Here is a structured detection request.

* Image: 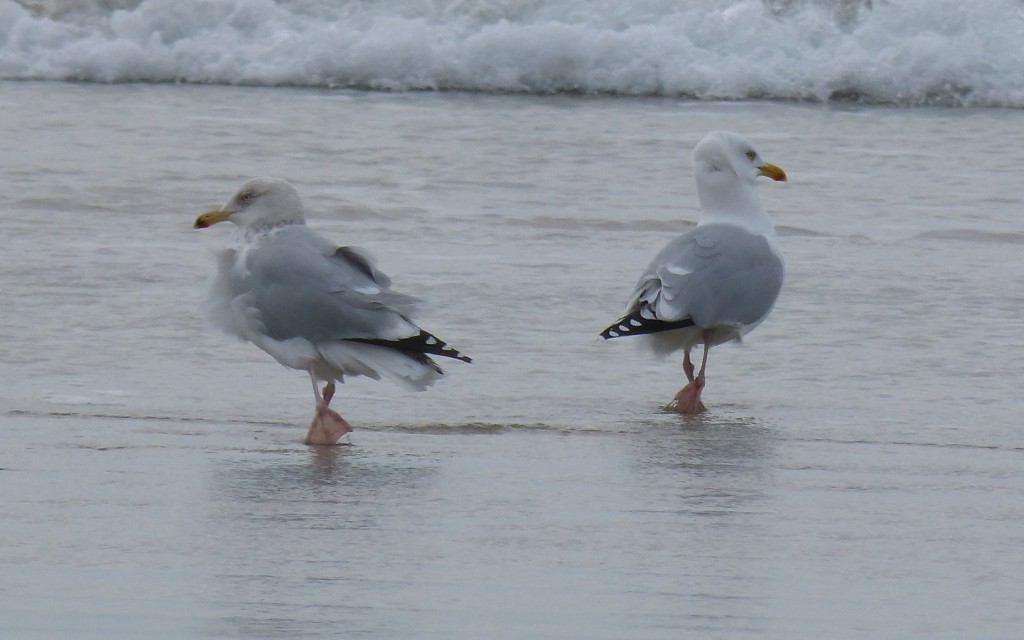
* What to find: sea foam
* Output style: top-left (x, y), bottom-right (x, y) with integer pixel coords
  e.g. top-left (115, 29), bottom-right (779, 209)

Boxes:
top-left (2, 0), bottom-right (1023, 107)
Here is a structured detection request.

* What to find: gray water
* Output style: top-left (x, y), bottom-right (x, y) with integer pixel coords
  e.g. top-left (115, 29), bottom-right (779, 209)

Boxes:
top-left (2, 82), bottom-right (1023, 638)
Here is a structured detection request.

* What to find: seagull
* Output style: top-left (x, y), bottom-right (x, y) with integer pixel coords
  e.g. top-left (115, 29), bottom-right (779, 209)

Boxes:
top-left (600, 131), bottom-right (786, 414)
top-left (194, 177), bottom-right (470, 445)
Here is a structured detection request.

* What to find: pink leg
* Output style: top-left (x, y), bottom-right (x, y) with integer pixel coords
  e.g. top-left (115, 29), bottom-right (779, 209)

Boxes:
top-left (304, 367), bottom-right (352, 446)
top-left (683, 348), bottom-right (696, 383)
top-left (670, 332), bottom-right (712, 415)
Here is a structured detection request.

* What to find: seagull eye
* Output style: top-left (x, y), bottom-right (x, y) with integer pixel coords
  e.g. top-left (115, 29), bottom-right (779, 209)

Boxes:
top-left (745, 149), bottom-right (756, 161)
top-left (238, 192), bottom-right (254, 206)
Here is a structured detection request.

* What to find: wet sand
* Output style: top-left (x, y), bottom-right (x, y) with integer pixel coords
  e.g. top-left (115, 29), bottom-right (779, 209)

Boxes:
top-left (2, 82), bottom-right (1024, 638)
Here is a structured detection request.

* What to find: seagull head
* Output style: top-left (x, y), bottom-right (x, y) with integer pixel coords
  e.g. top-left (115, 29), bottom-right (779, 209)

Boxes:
top-left (692, 130), bottom-right (786, 186)
top-left (194, 177), bottom-right (307, 232)
top-left (690, 131), bottom-right (786, 221)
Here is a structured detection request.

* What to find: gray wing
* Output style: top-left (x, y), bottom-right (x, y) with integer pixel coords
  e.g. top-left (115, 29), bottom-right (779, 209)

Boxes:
top-left (237, 225), bottom-right (423, 343)
top-left (603, 223), bottom-right (783, 338)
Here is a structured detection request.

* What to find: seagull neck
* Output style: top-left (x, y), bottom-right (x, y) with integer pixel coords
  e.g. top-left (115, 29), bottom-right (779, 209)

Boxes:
top-left (696, 183), bottom-right (775, 236)
top-left (242, 220), bottom-right (304, 240)
top-left (696, 208), bottom-right (777, 239)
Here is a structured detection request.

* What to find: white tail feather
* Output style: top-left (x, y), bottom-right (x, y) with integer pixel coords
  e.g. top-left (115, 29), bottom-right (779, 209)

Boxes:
top-left (318, 341), bottom-right (443, 391)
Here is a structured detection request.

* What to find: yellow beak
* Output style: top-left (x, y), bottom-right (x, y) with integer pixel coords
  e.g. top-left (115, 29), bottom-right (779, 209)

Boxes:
top-left (194, 208), bottom-right (231, 229)
top-left (758, 162), bottom-right (787, 182)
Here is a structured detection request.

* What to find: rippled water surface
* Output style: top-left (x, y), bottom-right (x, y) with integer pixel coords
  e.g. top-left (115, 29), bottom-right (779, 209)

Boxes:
top-left (2, 82), bottom-right (1023, 638)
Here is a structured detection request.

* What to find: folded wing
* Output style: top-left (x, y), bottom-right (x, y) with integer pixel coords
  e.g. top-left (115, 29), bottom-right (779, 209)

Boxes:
top-left (601, 224), bottom-right (783, 339)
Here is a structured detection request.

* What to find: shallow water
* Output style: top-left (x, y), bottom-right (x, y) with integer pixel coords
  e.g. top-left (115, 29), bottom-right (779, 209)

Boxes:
top-left (2, 82), bottom-right (1024, 638)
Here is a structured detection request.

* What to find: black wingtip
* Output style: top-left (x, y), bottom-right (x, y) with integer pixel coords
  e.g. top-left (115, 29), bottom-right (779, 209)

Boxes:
top-left (422, 331), bottom-right (472, 363)
top-left (600, 307), bottom-right (695, 339)
top-left (349, 330), bottom-right (472, 363)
